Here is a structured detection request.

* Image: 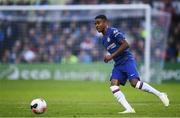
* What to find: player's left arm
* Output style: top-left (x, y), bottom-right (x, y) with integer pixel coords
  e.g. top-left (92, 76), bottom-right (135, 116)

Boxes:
top-left (104, 39), bottom-right (129, 62)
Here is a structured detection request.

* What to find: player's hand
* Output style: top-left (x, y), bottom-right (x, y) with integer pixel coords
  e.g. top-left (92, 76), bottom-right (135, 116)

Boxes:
top-left (104, 55), bottom-right (113, 63)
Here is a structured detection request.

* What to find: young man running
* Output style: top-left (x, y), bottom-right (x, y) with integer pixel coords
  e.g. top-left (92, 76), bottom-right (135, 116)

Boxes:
top-left (94, 14), bottom-right (169, 114)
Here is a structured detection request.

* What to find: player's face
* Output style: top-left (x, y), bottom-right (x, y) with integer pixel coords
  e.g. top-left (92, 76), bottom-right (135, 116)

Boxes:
top-left (95, 19), bottom-right (107, 33)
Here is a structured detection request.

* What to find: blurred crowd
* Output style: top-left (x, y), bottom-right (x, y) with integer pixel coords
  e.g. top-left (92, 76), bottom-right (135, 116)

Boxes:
top-left (0, 0), bottom-right (49, 5)
top-left (0, 0), bottom-right (179, 64)
top-left (0, 15), bottom-right (104, 64)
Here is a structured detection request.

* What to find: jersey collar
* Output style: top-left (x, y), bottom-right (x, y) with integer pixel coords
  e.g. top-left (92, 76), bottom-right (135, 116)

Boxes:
top-left (104, 27), bottom-right (111, 36)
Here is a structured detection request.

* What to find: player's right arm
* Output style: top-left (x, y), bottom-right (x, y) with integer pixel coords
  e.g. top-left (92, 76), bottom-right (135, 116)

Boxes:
top-left (104, 28), bottom-right (130, 63)
top-left (104, 39), bottom-right (129, 63)
top-left (111, 39), bottom-right (129, 57)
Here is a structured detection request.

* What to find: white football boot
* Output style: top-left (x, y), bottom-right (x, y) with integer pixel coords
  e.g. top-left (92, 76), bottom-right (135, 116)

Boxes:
top-left (118, 108), bottom-right (136, 114)
top-left (159, 92), bottom-right (169, 107)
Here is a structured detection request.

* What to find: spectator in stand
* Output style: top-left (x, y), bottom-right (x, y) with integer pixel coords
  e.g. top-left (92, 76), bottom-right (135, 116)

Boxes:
top-left (160, 0), bottom-right (180, 63)
top-left (177, 43), bottom-right (180, 62)
top-left (16, 0), bottom-right (31, 5)
top-left (62, 51), bottom-right (78, 64)
top-left (1, 49), bottom-right (11, 63)
top-left (33, 0), bottom-right (50, 5)
top-left (78, 50), bottom-right (92, 63)
top-left (0, 0), bottom-right (14, 5)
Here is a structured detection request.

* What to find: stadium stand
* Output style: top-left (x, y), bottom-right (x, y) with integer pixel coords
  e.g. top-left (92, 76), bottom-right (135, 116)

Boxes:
top-left (0, 0), bottom-right (179, 63)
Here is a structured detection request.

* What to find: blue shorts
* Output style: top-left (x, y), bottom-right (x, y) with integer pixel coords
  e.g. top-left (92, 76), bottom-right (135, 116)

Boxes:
top-left (110, 59), bottom-right (140, 86)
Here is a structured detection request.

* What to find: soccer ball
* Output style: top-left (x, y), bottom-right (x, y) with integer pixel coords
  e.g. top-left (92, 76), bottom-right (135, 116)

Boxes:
top-left (30, 98), bottom-right (47, 114)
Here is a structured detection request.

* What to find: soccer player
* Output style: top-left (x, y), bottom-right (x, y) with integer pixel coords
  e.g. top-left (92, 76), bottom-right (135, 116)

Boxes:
top-left (94, 15), bottom-right (169, 114)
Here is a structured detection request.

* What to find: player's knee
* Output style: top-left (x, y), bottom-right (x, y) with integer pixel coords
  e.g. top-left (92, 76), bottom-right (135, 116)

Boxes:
top-left (110, 85), bottom-right (120, 94)
top-left (110, 79), bottom-right (119, 86)
top-left (130, 82), bottom-right (136, 88)
top-left (130, 78), bottom-right (139, 88)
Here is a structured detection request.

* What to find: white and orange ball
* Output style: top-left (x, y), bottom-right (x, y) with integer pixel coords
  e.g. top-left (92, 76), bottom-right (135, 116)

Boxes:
top-left (30, 98), bottom-right (47, 114)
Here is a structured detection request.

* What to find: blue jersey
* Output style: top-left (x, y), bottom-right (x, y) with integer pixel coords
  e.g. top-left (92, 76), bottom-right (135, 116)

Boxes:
top-left (102, 27), bottom-right (134, 65)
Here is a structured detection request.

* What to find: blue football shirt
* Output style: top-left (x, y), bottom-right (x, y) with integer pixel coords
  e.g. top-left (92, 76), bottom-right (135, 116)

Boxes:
top-left (102, 27), bottom-right (134, 65)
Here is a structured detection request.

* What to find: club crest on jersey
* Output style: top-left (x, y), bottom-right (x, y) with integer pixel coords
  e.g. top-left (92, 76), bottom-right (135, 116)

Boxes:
top-left (113, 29), bottom-right (118, 34)
top-left (107, 37), bottom-right (110, 42)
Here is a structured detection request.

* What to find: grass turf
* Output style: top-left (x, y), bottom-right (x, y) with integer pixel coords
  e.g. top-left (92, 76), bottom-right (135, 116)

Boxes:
top-left (0, 80), bottom-right (180, 117)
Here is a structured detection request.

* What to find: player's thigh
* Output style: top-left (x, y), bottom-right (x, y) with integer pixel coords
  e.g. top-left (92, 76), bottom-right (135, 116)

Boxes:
top-left (123, 60), bottom-right (140, 82)
top-left (110, 66), bottom-right (127, 86)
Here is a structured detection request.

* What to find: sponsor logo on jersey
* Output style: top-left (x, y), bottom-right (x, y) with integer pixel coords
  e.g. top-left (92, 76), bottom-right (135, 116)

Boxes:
top-left (107, 43), bottom-right (116, 50)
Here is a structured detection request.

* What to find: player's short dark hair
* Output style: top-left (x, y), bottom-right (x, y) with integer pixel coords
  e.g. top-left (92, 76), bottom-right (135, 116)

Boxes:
top-left (95, 15), bottom-right (108, 21)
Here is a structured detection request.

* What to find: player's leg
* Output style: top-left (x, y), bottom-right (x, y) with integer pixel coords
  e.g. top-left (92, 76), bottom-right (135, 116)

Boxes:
top-left (129, 78), bottom-right (161, 96)
top-left (129, 78), bottom-right (169, 106)
top-left (125, 60), bottom-right (169, 106)
top-left (110, 67), bottom-right (135, 113)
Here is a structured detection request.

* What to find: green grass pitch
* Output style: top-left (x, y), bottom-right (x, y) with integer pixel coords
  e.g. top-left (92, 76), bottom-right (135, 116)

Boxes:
top-left (0, 80), bottom-right (180, 117)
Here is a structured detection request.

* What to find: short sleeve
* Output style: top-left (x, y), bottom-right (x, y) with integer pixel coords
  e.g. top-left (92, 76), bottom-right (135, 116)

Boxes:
top-left (111, 29), bottom-right (125, 43)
